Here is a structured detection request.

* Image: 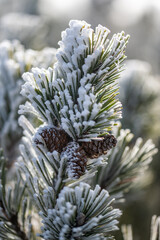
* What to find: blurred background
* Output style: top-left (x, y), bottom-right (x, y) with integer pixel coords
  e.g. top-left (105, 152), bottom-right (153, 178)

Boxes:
top-left (0, 0), bottom-right (160, 239)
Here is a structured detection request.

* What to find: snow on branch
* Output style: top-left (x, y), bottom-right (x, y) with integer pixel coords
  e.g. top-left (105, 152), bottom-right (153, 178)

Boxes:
top-left (20, 20), bottom-right (129, 140)
top-left (39, 183), bottom-right (121, 240)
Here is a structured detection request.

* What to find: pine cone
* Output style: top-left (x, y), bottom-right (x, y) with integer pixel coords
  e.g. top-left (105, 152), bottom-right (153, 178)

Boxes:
top-left (79, 134), bottom-right (117, 158)
top-left (33, 125), bottom-right (71, 153)
top-left (61, 142), bottom-right (87, 179)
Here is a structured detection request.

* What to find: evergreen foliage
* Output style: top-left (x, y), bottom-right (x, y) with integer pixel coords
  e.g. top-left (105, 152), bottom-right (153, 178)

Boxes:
top-left (92, 123), bottom-right (158, 200)
top-left (0, 149), bottom-right (33, 240)
top-left (20, 20), bottom-right (129, 139)
top-left (119, 60), bottom-right (160, 138)
top-left (0, 20), bottom-right (158, 240)
top-left (0, 40), bottom-right (56, 160)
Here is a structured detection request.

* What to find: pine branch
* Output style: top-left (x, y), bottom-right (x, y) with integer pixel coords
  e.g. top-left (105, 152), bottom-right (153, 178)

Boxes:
top-left (91, 123), bottom-right (158, 200)
top-left (1, 18), bottom-right (157, 240)
top-left (0, 199), bottom-right (28, 240)
top-left (39, 183), bottom-right (121, 240)
top-left (0, 40), bottom-right (56, 160)
top-left (18, 20), bottom-right (130, 184)
top-left (16, 20), bottom-right (130, 239)
top-left (119, 60), bottom-right (160, 138)
top-left (20, 20), bottom-right (129, 140)
top-left (18, 135), bottom-right (121, 239)
top-left (0, 149), bottom-right (34, 240)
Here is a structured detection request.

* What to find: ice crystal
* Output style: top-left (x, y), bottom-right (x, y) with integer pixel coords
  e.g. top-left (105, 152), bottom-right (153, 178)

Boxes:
top-left (39, 183), bottom-right (121, 240)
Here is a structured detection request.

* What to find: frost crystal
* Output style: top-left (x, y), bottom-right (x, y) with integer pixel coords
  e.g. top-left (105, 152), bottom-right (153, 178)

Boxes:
top-left (40, 183), bottom-right (121, 240)
top-left (61, 142), bottom-right (87, 179)
top-left (0, 40), bottom-right (56, 158)
top-left (21, 20), bottom-right (129, 140)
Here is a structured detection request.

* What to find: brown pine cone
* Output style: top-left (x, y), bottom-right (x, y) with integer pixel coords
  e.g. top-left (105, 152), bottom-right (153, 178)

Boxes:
top-left (61, 142), bottom-right (87, 179)
top-left (33, 125), bottom-right (71, 153)
top-left (79, 134), bottom-right (117, 158)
